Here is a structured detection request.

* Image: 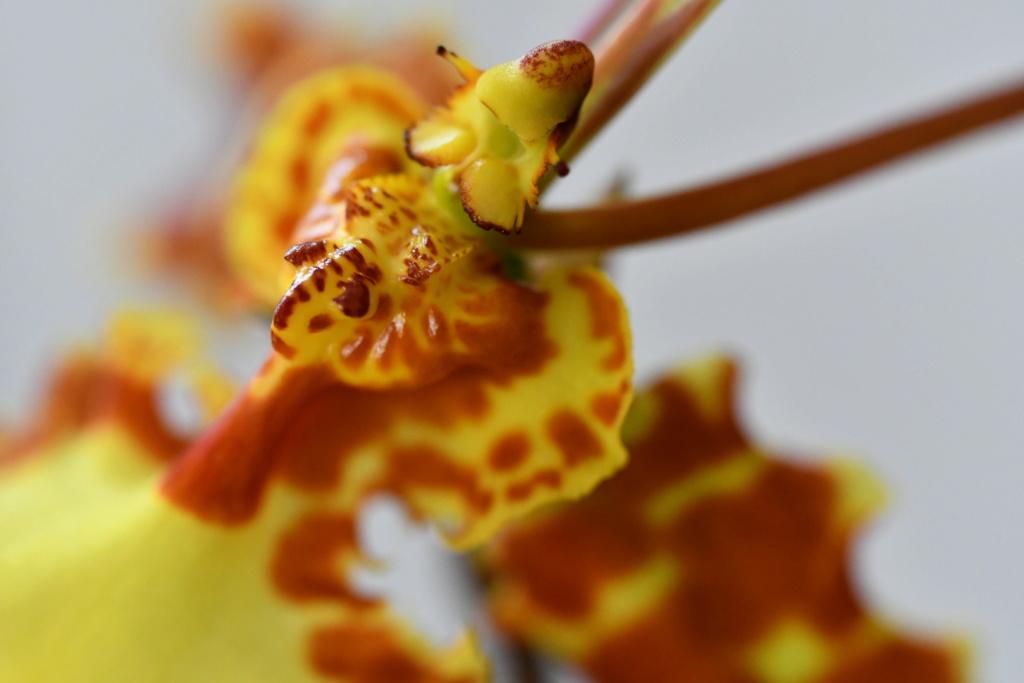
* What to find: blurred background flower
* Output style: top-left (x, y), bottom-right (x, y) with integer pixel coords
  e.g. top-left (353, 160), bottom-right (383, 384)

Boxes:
top-left (1, 0), bottom-right (1022, 680)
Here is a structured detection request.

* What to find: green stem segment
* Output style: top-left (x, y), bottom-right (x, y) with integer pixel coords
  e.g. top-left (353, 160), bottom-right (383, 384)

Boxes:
top-left (517, 74), bottom-right (1024, 250)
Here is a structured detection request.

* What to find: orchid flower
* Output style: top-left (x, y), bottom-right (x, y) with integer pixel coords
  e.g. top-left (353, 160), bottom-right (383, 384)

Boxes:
top-left (1, 1), bottom-right (1022, 682)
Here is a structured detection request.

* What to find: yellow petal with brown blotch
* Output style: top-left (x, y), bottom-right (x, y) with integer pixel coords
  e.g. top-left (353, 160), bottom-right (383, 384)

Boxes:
top-left (164, 264), bottom-right (633, 549)
top-left (484, 355), bottom-right (967, 683)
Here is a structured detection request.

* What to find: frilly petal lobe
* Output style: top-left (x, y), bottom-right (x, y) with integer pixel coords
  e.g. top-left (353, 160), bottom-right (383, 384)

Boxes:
top-left (163, 266), bottom-right (633, 549)
top-left (484, 356), bottom-right (966, 682)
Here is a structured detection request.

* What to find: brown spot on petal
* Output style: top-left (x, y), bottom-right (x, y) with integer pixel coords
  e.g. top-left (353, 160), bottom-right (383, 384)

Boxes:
top-left (591, 391), bottom-right (625, 427)
top-left (339, 328), bottom-right (374, 369)
top-left (272, 293), bottom-right (297, 330)
top-left (569, 271), bottom-right (628, 371)
top-left (284, 240), bottom-right (329, 267)
top-left (1, 358), bottom-right (194, 470)
top-left (667, 464), bottom-right (840, 647)
top-left (387, 445), bottom-right (493, 514)
top-left (506, 469), bottom-right (562, 502)
top-left (303, 100), bottom-right (332, 137)
top-left (274, 209), bottom-right (302, 242)
top-left (489, 432), bottom-right (530, 472)
top-left (270, 331), bottom-right (297, 359)
top-left (271, 513), bottom-right (373, 607)
top-left (339, 243), bottom-right (368, 269)
top-left (311, 624), bottom-right (477, 682)
top-left (290, 158), bottom-right (311, 189)
top-left (822, 639), bottom-right (961, 683)
top-left (333, 279), bottom-right (371, 318)
top-left (547, 410), bottom-right (601, 467)
top-left (307, 314), bottom-right (334, 332)
top-left (311, 268), bottom-right (326, 292)
top-left (320, 145), bottom-right (404, 201)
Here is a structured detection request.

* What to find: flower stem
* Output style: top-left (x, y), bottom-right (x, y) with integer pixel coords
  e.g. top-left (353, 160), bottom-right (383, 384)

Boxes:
top-left (562, 0), bottom-right (724, 163)
top-left (517, 74), bottom-right (1024, 250)
top-left (509, 638), bottom-right (545, 683)
top-left (573, 0), bottom-right (632, 45)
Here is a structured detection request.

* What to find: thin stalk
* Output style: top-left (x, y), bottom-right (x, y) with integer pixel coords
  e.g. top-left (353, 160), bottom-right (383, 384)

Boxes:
top-left (562, 0), bottom-right (724, 163)
top-left (463, 556), bottom-right (547, 683)
top-left (515, 74), bottom-right (1024, 250)
top-left (573, 0), bottom-right (633, 45)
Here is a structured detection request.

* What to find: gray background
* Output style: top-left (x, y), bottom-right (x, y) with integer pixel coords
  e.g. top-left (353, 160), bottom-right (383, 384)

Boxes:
top-left (1, 1), bottom-right (1022, 680)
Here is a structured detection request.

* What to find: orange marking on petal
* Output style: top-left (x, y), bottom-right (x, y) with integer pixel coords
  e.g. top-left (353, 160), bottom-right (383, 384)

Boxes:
top-left (488, 432), bottom-right (531, 472)
top-left (493, 506), bottom-right (654, 620)
top-left (666, 464), bottom-right (845, 645)
top-left (547, 410), bottom-right (602, 467)
top-left (505, 469), bottom-right (562, 503)
top-left (339, 328), bottom-right (375, 368)
top-left (590, 391), bottom-right (625, 427)
top-left (160, 396), bottom-right (284, 524)
top-left (289, 157), bottom-right (311, 189)
top-left (568, 270), bottom-right (629, 371)
top-left (271, 512), bottom-right (374, 608)
top-left (822, 638), bottom-right (962, 683)
top-left (387, 445), bottom-right (494, 514)
top-left (277, 370), bottom-right (492, 492)
top-left (303, 100), bottom-right (332, 137)
top-left (284, 239), bottom-right (330, 267)
top-left (308, 313), bottom-right (334, 332)
top-left (274, 210), bottom-right (303, 244)
top-left (310, 624), bottom-right (478, 682)
top-left (486, 357), bottom-right (959, 681)
top-left (270, 331), bottom-right (297, 359)
top-left (450, 282), bottom-right (556, 378)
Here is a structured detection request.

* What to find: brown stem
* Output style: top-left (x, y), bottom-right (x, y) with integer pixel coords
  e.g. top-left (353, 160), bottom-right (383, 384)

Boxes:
top-left (562, 0), bottom-right (723, 163)
top-left (510, 638), bottom-right (545, 683)
top-left (516, 74), bottom-right (1024, 250)
top-left (573, 0), bottom-right (633, 45)
top-left (464, 556), bottom-right (547, 683)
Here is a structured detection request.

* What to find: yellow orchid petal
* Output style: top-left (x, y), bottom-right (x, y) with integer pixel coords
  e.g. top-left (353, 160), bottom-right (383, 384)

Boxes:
top-left (484, 355), bottom-right (965, 682)
top-left (0, 430), bottom-right (487, 682)
top-left (0, 315), bottom-right (489, 682)
top-left (227, 66), bottom-right (429, 305)
top-left (163, 263), bottom-right (632, 549)
top-left (405, 42), bottom-right (593, 233)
